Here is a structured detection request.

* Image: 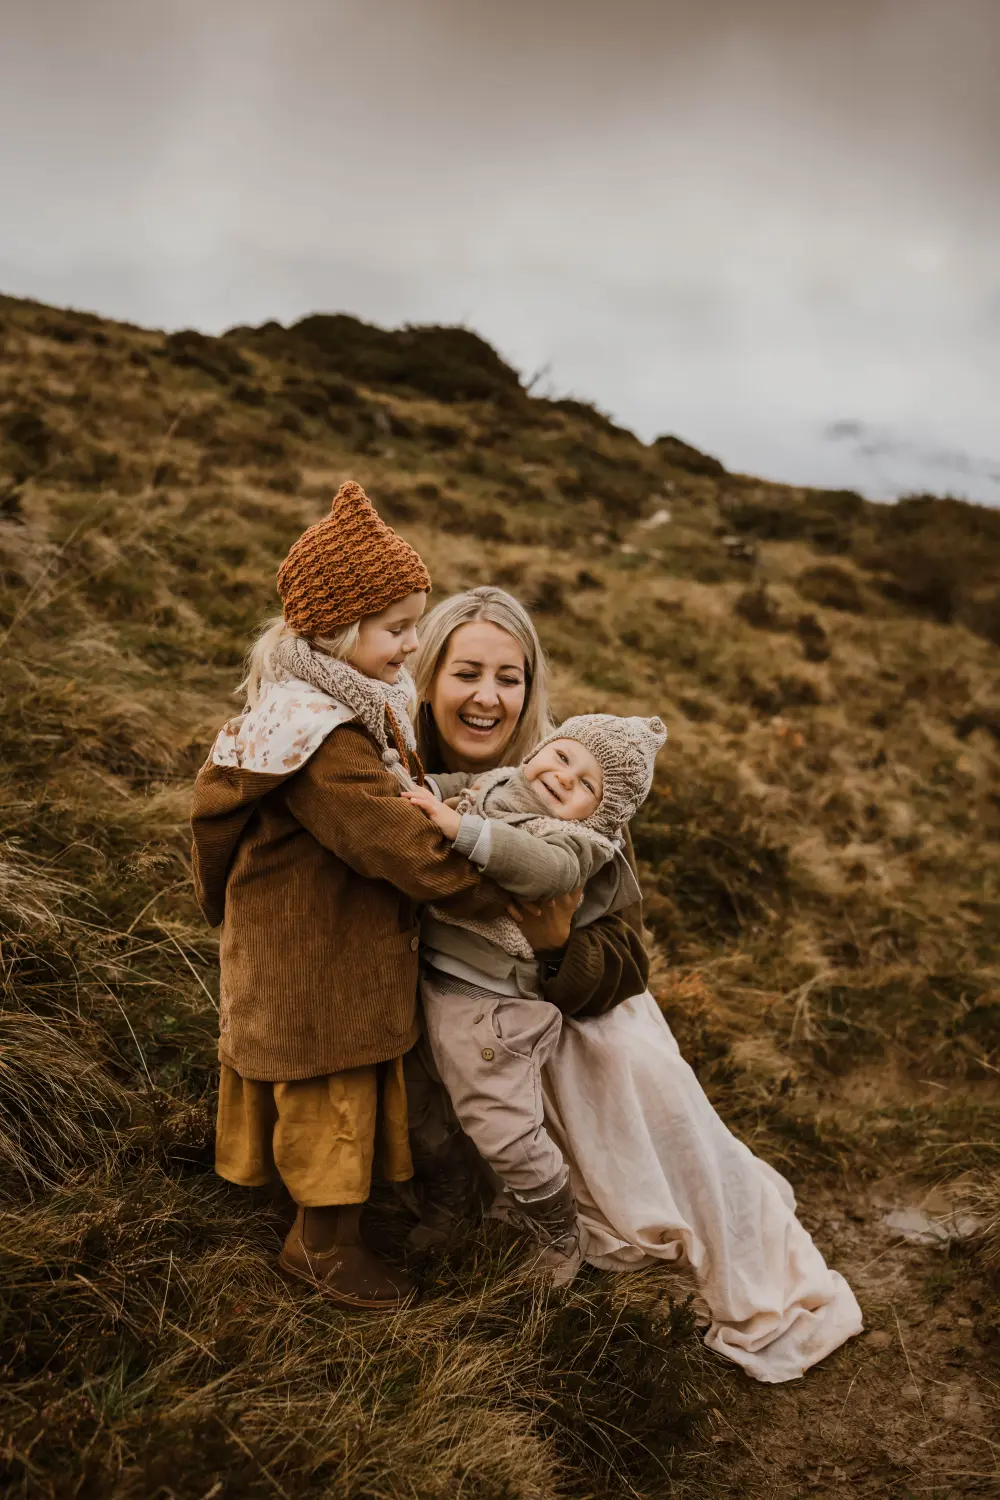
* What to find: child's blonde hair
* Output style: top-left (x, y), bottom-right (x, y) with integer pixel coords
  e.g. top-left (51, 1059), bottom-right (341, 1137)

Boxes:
top-left (411, 587), bottom-right (554, 768)
top-left (239, 615), bottom-right (361, 708)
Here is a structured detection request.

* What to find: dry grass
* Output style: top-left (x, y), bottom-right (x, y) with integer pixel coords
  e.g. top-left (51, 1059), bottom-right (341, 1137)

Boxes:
top-left (0, 291), bottom-right (998, 1496)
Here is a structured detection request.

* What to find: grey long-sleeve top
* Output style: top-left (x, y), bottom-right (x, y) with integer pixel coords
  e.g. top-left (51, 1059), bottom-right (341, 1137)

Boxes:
top-left (429, 768), bottom-right (614, 901)
top-left (421, 770), bottom-right (640, 996)
top-left (426, 772), bottom-right (649, 1017)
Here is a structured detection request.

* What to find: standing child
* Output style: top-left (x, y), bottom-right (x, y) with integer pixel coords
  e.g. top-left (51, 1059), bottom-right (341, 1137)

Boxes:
top-left (191, 481), bottom-right (505, 1310)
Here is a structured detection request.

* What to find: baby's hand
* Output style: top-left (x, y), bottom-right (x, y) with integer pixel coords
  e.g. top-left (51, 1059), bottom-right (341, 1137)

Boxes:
top-left (402, 785), bottom-right (462, 841)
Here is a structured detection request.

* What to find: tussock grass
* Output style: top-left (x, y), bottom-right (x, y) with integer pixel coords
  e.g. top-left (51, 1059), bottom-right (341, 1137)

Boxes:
top-left (1, 1185), bottom-right (708, 1497)
top-left (0, 291), bottom-right (998, 1495)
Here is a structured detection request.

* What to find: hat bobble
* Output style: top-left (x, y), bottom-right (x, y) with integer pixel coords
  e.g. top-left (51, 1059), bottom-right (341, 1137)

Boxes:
top-left (277, 480), bottom-right (431, 636)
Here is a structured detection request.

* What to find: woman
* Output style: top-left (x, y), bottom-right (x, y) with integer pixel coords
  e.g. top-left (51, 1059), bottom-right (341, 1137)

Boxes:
top-left (412, 586), bottom-right (649, 1013)
top-left (402, 588), bottom-right (649, 1226)
top-left (409, 586), bottom-right (863, 1384)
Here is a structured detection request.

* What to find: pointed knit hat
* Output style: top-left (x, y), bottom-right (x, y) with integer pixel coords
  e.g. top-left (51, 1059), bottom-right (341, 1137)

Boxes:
top-left (277, 480), bottom-right (431, 635)
top-left (527, 712), bottom-right (667, 838)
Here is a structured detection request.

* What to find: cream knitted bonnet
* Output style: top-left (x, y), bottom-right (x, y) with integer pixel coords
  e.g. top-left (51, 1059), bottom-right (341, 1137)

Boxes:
top-left (526, 712), bottom-right (667, 837)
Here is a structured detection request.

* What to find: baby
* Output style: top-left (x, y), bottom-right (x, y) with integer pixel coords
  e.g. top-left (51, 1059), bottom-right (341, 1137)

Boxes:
top-left (403, 712), bottom-right (666, 1284)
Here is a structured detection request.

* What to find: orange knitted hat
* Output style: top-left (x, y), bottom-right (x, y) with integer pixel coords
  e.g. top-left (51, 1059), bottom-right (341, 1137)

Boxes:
top-left (277, 481), bottom-right (431, 635)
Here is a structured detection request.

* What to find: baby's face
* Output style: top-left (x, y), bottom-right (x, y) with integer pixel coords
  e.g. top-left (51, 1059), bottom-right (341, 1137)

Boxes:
top-left (524, 738), bottom-right (604, 821)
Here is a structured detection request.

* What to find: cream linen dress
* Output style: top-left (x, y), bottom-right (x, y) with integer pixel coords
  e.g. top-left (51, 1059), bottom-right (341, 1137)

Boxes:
top-left (538, 989), bottom-right (863, 1383)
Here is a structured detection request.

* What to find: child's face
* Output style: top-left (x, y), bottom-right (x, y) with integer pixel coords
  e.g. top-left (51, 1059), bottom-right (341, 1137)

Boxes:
top-left (523, 738), bottom-right (604, 821)
top-left (350, 591), bottom-right (427, 684)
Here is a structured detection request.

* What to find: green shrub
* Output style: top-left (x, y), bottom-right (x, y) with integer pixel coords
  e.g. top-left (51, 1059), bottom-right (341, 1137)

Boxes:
top-left (163, 329), bottom-right (251, 382)
top-left (651, 433), bottom-right (726, 476)
top-left (633, 774), bottom-right (789, 951)
top-left (725, 488), bottom-right (865, 553)
top-left (283, 314), bottom-right (525, 404)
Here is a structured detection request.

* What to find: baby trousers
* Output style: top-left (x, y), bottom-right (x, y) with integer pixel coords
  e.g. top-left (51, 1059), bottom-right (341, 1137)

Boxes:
top-left (420, 970), bottom-right (567, 1198)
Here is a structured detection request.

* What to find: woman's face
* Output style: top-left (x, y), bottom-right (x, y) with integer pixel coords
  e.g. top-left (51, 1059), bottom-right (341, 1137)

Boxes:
top-left (429, 621), bottom-right (527, 771)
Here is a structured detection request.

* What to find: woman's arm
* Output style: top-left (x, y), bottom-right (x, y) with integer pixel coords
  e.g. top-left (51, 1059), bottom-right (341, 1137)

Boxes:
top-left (513, 825), bottom-right (649, 1018)
top-left (537, 909), bottom-right (648, 1018)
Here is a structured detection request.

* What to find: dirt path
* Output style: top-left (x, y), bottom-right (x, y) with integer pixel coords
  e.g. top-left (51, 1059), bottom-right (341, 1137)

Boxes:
top-left (679, 1175), bottom-right (999, 1499)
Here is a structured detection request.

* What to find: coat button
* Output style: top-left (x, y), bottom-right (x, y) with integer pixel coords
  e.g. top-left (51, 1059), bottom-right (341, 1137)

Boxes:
top-left (409, 935), bottom-right (420, 951)
top-left (481, 1047), bottom-right (495, 1061)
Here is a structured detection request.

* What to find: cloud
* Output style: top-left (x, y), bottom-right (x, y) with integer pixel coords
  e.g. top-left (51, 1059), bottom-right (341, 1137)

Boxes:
top-left (824, 420), bottom-right (1000, 497)
top-left (1, 0), bottom-right (998, 502)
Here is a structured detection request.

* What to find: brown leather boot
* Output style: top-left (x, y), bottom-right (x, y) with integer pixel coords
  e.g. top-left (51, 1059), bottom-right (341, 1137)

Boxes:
top-left (279, 1204), bottom-right (418, 1310)
top-left (512, 1178), bottom-right (583, 1290)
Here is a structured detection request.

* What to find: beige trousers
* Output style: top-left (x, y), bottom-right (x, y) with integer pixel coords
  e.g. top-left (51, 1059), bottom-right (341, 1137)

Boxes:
top-left (420, 972), bottom-right (566, 1197)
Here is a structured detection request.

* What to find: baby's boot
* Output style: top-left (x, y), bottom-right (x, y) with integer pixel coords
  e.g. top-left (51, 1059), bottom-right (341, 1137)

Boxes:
top-left (512, 1175), bottom-right (583, 1290)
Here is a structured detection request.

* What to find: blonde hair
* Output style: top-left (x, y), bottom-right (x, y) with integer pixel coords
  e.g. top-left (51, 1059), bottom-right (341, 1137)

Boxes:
top-left (411, 586), bottom-right (554, 768)
top-left (239, 614), bottom-right (361, 708)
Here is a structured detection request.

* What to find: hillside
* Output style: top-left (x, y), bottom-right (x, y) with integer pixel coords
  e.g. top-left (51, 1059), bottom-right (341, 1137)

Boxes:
top-left (0, 291), bottom-right (998, 1499)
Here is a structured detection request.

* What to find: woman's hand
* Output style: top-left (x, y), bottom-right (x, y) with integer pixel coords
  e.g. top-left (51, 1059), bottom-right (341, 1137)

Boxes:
top-left (507, 888), bottom-right (582, 954)
top-left (402, 785), bottom-right (462, 840)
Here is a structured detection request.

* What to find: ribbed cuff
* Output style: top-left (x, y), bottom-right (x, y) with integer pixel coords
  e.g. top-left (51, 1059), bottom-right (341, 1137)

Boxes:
top-left (539, 936), bottom-right (596, 1016)
top-left (453, 813), bottom-right (486, 859)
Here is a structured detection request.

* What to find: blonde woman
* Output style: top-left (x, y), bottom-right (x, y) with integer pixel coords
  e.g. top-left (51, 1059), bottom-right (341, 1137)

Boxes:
top-left (402, 586), bottom-right (650, 1251)
top-left (407, 586), bottom-right (863, 1383)
top-left (412, 585), bottom-right (554, 772)
top-left (412, 585), bottom-right (649, 1010)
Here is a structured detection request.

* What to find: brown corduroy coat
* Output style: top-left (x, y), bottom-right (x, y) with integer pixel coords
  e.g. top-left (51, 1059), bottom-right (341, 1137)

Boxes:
top-left (191, 722), bottom-right (506, 1082)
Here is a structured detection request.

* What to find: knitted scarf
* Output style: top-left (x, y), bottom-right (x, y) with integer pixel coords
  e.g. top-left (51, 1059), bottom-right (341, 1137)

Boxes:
top-left (272, 635), bottom-right (419, 778)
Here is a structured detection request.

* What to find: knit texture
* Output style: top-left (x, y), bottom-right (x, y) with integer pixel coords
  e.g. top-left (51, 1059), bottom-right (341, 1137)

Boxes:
top-left (527, 714), bottom-right (667, 838)
top-left (427, 774), bottom-right (649, 1018)
top-left (277, 480), bottom-right (431, 635)
top-left (426, 768), bottom-right (622, 963)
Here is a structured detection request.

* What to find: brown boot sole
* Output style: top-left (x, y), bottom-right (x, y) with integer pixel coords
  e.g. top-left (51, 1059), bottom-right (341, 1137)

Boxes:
top-left (278, 1252), bottom-right (419, 1311)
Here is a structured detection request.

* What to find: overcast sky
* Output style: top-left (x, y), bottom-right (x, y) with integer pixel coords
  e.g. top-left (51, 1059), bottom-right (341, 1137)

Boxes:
top-left (2, 0), bottom-right (998, 503)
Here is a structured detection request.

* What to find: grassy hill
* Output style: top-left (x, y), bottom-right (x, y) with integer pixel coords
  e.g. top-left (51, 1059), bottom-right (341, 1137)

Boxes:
top-left (0, 291), bottom-right (997, 1498)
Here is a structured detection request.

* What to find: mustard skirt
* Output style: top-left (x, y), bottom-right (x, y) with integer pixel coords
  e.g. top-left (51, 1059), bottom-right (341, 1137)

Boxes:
top-left (215, 1058), bottom-right (413, 1207)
